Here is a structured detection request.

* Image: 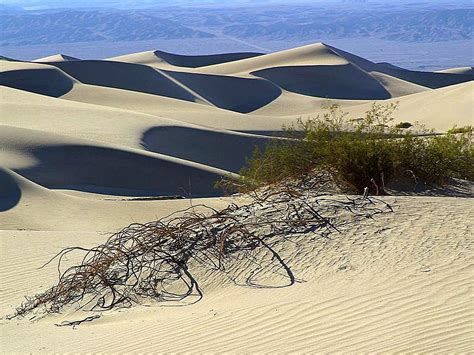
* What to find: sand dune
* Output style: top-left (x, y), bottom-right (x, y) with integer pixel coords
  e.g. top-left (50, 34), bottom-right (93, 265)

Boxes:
top-left (143, 126), bottom-right (273, 172)
top-left (349, 81), bottom-right (474, 132)
top-left (1, 86), bottom-right (279, 172)
top-left (0, 167), bottom-right (232, 231)
top-left (0, 61), bottom-right (77, 97)
top-left (252, 63), bottom-right (391, 100)
top-left (0, 125), bottom-right (231, 197)
top-left (196, 43), bottom-right (349, 75)
top-left (47, 60), bottom-right (282, 113)
top-left (376, 66), bottom-right (474, 89)
top-left (327, 44), bottom-right (473, 89)
top-left (160, 69), bottom-right (281, 113)
top-left (109, 50), bottom-right (263, 68)
top-left (34, 54), bottom-right (80, 62)
top-left (368, 71), bottom-right (428, 97)
top-left (51, 60), bottom-right (204, 103)
top-left (0, 42), bottom-right (473, 353)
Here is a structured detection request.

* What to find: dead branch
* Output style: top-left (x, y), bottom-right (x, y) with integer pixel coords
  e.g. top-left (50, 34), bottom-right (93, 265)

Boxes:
top-left (9, 175), bottom-right (392, 322)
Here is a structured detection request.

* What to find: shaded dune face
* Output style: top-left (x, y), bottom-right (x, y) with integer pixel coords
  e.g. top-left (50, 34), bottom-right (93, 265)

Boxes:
top-left (49, 60), bottom-right (281, 113)
top-left (325, 44), bottom-right (473, 89)
top-left (0, 168), bottom-right (21, 212)
top-left (14, 145), bottom-right (225, 197)
top-left (252, 64), bottom-right (392, 100)
top-left (376, 67), bottom-right (474, 89)
top-left (0, 67), bottom-right (74, 97)
top-left (142, 126), bottom-right (274, 173)
top-left (163, 70), bottom-right (282, 113)
top-left (51, 60), bottom-right (199, 102)
top-left (153, 50), bottom-right (264, 68)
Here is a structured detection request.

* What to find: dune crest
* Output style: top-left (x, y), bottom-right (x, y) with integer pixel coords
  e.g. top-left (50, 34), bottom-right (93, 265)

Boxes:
top-left (109, 49), bottom-right (263, 68)
top-left (34, 54), bottom-right (80, 62)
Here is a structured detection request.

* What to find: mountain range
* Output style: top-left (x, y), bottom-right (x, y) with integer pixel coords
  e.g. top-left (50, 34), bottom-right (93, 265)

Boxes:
top-left (1, 2), bottom-right (473, 46)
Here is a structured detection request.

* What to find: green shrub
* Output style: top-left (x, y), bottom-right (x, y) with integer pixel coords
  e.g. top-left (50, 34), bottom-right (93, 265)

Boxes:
top-left (232, 103), bottom-right (473, 194)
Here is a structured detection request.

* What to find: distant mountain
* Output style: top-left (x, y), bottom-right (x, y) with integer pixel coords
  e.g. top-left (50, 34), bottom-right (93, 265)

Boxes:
top-left (0, 10), bottom-right (214, 46)
top-left (222, 8), bottom-right (473, 43)
top-left (0, 3), bottom-right (472, 47)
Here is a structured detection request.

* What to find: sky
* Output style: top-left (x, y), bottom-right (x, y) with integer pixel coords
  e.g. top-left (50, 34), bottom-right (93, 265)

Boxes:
top-left (1, 0), bottom-right (470, 8)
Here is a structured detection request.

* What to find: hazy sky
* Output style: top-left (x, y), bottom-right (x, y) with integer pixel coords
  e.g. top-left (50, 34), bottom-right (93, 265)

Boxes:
top-left (2, 0), bottom-right (471, 8)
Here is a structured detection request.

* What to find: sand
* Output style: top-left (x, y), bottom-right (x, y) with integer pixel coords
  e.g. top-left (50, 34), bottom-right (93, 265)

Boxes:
top-left (34, 54), bottom-right (80, 63)
top-left (108, 49), bottom-right (263, 69)
top-left (1, 195), bottom-right (472, 353)
top-left (1, 42), bottom-right (473, 353)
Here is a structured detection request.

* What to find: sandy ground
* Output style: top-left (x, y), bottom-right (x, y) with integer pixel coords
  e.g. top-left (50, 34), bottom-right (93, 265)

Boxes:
top-left (0, 195), bottom-right (472, 353)
top-left (0, 42), bottom-right (473, 353)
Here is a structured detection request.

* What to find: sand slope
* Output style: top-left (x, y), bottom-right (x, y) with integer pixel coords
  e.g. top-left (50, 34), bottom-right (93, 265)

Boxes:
top-left (0, 167), bottom-right (233, 231)
top-left (348, 81), bottom-right (474, 132)
top-left (0, 195), bottom-right (472, 353)
top-left (0, 125), bottom-right (232, 196)
top-left (0, 61), bottom-right (77, 97)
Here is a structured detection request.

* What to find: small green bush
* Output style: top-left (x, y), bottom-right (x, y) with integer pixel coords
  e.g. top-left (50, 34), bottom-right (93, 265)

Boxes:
top-left (232, 103), bottom-right (473, 194)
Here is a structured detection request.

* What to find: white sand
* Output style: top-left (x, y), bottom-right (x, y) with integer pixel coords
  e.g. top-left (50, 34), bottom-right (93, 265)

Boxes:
top-left (0, 195), bottom-right (472, 353)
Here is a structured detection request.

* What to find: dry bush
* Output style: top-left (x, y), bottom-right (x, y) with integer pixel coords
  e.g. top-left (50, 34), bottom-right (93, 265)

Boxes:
top-left (9, 176), bottom-right (392, 324)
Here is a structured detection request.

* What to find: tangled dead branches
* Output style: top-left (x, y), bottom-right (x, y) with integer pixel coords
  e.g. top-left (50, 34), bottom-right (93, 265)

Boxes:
top-left (9, 178), bottom-right (392, 321)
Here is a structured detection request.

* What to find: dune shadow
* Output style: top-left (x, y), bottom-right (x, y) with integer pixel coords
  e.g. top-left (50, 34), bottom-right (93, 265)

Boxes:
top-left (324, 44), bottom-right (473, 89)
top-left (16, 145), bottom-right (225, 197)
top-left (0, 68), bottom-right (74, 97)
top-left (51, 60), bottom-right (198, 102)
top-left (142, 126), bottom-right (274, 173)
top-left (163, 69), bottom-right (282, 113)
top-left (376, 67), bottom-right (474, 89)
top-left (252, 64), bottom-right (392, 100)
top-left (0, 168), bottom-right (22, 212)
top-left (50, 60), bottom-right (281, 112)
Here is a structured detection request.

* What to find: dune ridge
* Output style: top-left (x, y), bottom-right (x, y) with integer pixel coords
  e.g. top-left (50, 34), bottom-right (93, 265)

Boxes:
top-left (34, 54), bottom-right (80, 63)
top-left (108, 50), bottom-right (263, 68)
top-left (1, 42), bottom-right (472, 198)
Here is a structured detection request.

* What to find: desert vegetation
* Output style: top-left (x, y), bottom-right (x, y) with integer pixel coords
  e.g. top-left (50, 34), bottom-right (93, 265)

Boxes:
top-left (8, 176), bottom-right (392, 324)
top-left (229, 103), bottom-right (473, 195)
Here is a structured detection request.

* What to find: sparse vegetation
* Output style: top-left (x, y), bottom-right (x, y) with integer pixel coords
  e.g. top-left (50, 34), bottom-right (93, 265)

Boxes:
top-left (226, 103), bottom-right (473, 194)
